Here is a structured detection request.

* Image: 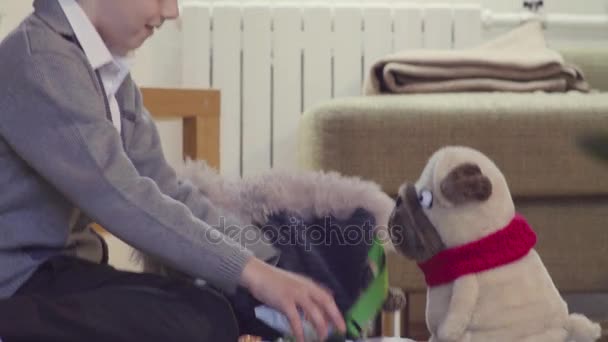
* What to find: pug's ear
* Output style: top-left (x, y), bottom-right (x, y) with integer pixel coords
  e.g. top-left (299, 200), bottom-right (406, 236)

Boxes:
top-left (440, 163), bottom-right (492, 205)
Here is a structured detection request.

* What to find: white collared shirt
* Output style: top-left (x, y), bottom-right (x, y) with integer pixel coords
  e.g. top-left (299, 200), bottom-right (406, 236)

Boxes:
top-left (58, 0), bottom-right (134, 134)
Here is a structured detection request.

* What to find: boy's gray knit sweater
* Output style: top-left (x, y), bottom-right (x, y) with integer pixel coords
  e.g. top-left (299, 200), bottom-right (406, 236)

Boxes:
top-left (0, 0), bottom-right (277, 299)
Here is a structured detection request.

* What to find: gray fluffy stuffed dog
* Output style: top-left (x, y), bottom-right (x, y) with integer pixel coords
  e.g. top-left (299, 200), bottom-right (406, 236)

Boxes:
top-left (135, 160), bottom-right (406, 337)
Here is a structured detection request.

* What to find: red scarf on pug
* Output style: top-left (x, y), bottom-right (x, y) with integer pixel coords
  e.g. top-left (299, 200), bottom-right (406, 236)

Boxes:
top-left (418, 214), bottom-right (537, 287)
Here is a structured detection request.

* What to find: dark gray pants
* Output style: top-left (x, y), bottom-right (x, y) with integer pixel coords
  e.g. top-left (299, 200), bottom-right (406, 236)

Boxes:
top-left (0, 256), bottom-right (239, 342)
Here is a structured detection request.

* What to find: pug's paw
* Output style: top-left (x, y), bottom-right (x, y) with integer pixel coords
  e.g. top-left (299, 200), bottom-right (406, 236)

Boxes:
top-left (438, 320), bottom-right (468, 342)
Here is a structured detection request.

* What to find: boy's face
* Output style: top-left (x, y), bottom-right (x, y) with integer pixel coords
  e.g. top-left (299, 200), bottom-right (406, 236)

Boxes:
top-left (87, 0), bottom-right (179, 56)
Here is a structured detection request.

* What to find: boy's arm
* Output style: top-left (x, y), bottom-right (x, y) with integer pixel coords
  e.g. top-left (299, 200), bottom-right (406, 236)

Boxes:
top-left (124, 83), bottom-right (279, 264)
top-left (0, 51), bottom-right (251, 293)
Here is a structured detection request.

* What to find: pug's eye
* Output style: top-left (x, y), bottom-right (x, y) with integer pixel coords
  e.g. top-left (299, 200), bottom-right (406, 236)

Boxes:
top-left (418, 189), bottom-right (433, 209)
top-left (395, 196), bottom-right (403, 207)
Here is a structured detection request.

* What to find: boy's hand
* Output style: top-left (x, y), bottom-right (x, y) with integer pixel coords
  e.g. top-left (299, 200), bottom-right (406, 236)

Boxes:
top-left (240, 258), bottom-right (346, 342)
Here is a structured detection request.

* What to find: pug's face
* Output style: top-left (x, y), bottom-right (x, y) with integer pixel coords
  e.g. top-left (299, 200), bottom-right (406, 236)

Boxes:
top-left (388, 183), bottom-right (445, 262)
top-left (388, 161), bottom-right (493, 262)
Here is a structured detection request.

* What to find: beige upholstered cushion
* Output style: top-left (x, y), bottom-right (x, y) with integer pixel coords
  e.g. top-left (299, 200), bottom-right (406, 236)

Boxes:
top-left (299, 92), bottom-right (608, 198)
top-left (299, 47), bottom-right (608, 198)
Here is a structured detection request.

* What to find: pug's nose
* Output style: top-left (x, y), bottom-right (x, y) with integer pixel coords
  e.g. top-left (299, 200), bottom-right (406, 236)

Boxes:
top-left (395, 196), bottom-right (403, 207)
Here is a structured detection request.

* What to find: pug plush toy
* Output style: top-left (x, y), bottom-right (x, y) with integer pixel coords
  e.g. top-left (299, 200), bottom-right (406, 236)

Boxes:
top-left (388, 146), bottom-right (601, 342)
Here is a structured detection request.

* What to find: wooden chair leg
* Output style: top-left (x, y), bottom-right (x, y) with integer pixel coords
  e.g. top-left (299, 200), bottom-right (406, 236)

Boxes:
top-left (402, 291), bottom-right (411, 337)
top-left (374, 313), bottom-right (382, 337)
top-left (376, 291), bottom-right (413, 337)
top-left (380, 310), bottom-right (396, 336)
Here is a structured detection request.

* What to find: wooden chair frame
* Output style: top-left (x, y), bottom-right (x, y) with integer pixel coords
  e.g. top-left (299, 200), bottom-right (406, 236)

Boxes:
top-left (141, 87), bottom-right (221, 169)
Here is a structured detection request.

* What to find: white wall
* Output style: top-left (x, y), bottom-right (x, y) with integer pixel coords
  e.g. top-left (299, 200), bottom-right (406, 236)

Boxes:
top-left (3, 1), bottom-right (608, 39)
top-left (0, 1), bottom-right (32, 38)
top-left (180, 0), bottom-right (608, 14)
top-left (2, 1), bottom-right (607, 71)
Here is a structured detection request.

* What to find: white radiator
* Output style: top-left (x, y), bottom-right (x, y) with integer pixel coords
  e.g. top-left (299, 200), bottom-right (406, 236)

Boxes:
top-left (127, 2), bottom-right (606, 177)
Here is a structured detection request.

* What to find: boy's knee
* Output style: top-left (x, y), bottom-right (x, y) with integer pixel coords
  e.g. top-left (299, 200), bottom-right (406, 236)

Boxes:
top-left (178, 285), bottom-right (239, 342)
top-left (109, 283), bottom-right (239, 341)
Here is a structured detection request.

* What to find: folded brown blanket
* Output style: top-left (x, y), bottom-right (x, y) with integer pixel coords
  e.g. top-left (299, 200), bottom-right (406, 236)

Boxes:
top-left (364, 21), bottom-right (590, 94)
